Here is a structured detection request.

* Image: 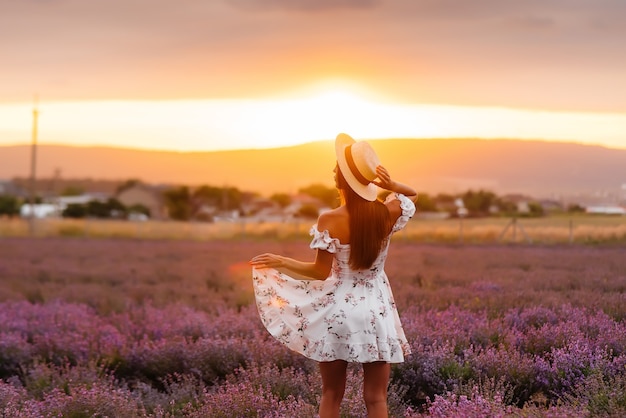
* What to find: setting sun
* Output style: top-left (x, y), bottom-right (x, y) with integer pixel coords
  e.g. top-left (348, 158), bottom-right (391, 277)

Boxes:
top-left (1, 83), bottom-right (626, 152)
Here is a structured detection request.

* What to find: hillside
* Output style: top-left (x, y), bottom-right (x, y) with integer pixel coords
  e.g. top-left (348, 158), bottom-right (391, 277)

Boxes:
top-left (1, 139), bottom-right (625, 199)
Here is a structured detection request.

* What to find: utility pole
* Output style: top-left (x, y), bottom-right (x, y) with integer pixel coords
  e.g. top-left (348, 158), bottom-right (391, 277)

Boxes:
top-left (29, 95), bottom-right (39, 236)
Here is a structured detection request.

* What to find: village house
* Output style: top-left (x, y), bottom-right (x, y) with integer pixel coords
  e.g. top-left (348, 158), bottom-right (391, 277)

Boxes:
top-left (284, 194), bottom-right (330, 219)
top-left (241, 197), bottom-right (285, 222)
top-left (500, 194), bottom-right (533, 214)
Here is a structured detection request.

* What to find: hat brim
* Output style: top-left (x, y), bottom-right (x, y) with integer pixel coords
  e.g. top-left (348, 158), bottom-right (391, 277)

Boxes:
top-left (335, 133), bottom-right (378, 201)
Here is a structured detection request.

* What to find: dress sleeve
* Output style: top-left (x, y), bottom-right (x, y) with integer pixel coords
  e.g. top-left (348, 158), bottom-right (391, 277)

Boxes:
top-left (385, 193), bottom-right (416, 232)
top-left (309, 224), bottom-right (340, 253)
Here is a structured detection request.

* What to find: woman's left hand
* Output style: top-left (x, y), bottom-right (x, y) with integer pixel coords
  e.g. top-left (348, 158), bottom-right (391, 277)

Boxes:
top-left (249, 253), bottom-right (284, 269)
top-left (372, 165), bottom-right (394, 190)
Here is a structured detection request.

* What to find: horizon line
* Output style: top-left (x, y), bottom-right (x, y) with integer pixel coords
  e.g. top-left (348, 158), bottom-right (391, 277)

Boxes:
top-left (1, 137), bottom-right (625, 153)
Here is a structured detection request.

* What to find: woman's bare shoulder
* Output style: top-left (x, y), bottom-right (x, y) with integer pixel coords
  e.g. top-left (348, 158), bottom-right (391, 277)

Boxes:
top-left (317, 207), bottom-right (349, 243)
top-left (317, 207), bottom-right (347, 228)
top-left (384, 194), bottom-right (402, 222)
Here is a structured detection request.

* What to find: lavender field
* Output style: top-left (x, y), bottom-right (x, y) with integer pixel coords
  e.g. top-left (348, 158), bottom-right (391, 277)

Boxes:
top-left (1, 237), bottom-right (625, 417)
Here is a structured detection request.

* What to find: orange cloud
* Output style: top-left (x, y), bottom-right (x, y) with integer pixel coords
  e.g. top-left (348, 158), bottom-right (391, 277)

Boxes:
top-left (1, 0), bottom-right (625, 113)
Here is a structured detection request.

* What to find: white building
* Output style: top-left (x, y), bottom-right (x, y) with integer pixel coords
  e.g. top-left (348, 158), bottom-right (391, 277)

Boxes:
top-left (586, 206), bottom-right (626, 215)
top-left (20, 204), bottom-right (58, 218)
top-left (20, 193), bottom-right (109, 219)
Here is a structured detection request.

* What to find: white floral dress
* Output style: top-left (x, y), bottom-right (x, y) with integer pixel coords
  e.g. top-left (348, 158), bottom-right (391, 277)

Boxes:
top-left (252, 193), bottom-right (415, 363)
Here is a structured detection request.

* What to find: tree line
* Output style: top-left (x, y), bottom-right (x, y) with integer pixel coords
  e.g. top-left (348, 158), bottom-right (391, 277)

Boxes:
top-left (162, 183), bottom-right (340, 221)
top-left (0, 180), bottom-right (585, 220)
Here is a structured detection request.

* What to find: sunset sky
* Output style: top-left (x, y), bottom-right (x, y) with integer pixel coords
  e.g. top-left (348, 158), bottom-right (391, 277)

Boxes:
top-left (1, 0), bottom-right (625, 151)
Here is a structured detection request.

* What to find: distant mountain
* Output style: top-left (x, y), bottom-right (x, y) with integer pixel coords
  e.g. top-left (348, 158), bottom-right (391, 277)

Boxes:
top-left (1, 139), bottom-right (625, 200)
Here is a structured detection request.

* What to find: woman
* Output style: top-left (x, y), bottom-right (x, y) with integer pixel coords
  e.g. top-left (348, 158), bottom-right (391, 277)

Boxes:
top-left (250, 133), bottom-right (416, 418)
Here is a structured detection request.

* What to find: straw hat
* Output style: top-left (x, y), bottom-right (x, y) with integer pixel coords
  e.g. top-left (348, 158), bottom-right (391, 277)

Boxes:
top-left (335, 133), bottom-right (380, 201)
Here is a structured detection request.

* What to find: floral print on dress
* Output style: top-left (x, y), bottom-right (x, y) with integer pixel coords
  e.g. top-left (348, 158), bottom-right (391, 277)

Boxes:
top-left (252, 193), bottom-right (415, 363)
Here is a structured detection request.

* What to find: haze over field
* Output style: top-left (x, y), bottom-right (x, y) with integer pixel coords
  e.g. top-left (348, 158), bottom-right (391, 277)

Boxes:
top-left (2, 139), bottom-right (626, 199)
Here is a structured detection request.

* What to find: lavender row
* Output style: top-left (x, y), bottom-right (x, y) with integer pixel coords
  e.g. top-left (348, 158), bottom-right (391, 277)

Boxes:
top-left (1, 301), bottom-right (625, 416)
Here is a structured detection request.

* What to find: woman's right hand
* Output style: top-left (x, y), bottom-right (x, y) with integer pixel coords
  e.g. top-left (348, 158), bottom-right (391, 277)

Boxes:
top-left (249, 253), bottom-right (285, 269)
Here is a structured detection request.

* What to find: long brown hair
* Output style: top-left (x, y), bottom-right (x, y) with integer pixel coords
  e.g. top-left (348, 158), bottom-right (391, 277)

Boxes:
top-left (337, 167), bottom-right (391, 270)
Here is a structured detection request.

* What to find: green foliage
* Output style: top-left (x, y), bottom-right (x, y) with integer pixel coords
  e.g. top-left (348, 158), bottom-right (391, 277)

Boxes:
top-left (0, 194), bottom-right (20, 217)
top-left (220, 187), bottom-right (243, 212)
top-left (270, 193), bottom-right (292, 209)
top-left (89, 198), bottom-right (127, 219)
top-left (415, 193), bottom-right (438, 212)
top-left (462, 189), bottom-right (498, 216)
top-left (527, 202), bottom-right (544, 217)
top-left (62, 199), bottom-right (127, 219)
top-left (497, 199), bottom-right (518, 215)
top-left (61, 185), bottom-right (85, 196)
top-left (568, 203), bottom-right (585, 213)
top-left (62, 204), bottom-right (87, 218)
top-left (86, 200), bottom-right (110, 218)
top-left (435, 193), bottom-right (456, 204)
top-left (163, 185), bottom-right (245, 221)
top-left (107, 198), bottom-right (127, 217)
top-left (298, 184), bottom-right (338, 208)
top-left (193, 185), bottom-right (242, 212)
top-left (192, 185), bottom-right (220, 207)
top-left (565, 372), bottom-right (626, 417)
top-left (164, 186), bottom-right (192, 221)
top-left (296, 204), bottom-right (319, 219)
top-left (439, 359), bottom-right (475, 382)
top-left (116, 178), bottom-right (142, 194)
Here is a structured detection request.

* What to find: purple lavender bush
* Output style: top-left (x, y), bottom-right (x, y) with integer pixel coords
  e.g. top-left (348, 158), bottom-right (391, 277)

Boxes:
top-left (2, 299), bottom-right (625, 416)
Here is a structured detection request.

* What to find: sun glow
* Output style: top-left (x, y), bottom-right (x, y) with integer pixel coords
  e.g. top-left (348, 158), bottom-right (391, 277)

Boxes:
top-left (238, 87), bottom-right (424, 147)
top-left (0, 83), bottom-right (626, 151)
